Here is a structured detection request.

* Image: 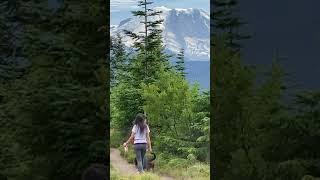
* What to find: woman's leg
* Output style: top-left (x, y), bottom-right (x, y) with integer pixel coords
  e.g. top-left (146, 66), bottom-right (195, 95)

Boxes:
top-left (143, 156), bottom-right (147, 169)
top-left (134, 144), bottom-right (144, 173)
top-left (141, 145), bottom-right (147, 170)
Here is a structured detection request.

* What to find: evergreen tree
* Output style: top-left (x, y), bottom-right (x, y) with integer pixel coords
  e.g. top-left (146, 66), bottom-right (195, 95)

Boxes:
top-left (211, 35), bottom-right (320, 179)
top-left (175, 48), bottom-right (186, 77)
top-left (211, 1), bottom-right (320, 179)
top-left (211, 1), bottom-right (251, 176)
top-left (212, 35), bottom-right (260, 179)
top-left (212, 0), bottom-right (250, 51)
top-left (110, 33), bottom-right (128, 87)
top-left (123, 0), bottom-right (170, 84)
top-left (1, 1), bottom-right (109, 179)
top-left (142, 69), bottom-right (209, 160)
top-left (112, 0), bottom-right (172, 127)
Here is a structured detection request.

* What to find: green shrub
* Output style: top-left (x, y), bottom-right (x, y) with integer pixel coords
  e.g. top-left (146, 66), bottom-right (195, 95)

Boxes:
top-left (153, 153), bottom-right (210, 179)
top-left (183, 163), bottom-right (210, 178)
top-left (187, 154), bottom-right (197, 161)
top-left (167, 158), bottom-right (189, 169)
top-left (110, 129), bottom-right (125, 148)
top-left (276, 160), bottom-right (308, 180)
top-left (119, 145), bottom-right (136, 163)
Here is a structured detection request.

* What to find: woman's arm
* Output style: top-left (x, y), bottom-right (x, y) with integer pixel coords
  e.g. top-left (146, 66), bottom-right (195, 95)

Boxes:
top-left (146, 132), bottom-right (152, 152)
top-left (123, 132), bottom-right (134, 146)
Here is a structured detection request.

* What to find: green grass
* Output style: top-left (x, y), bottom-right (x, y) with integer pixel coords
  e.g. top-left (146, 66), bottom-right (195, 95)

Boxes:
top-left (112, 128), bottom-right (210, 179)
top-left (118, 146), bottom-right (210, 180)
top-left (110, 166), bottom-right (121, 180)
top-left (155, 153), bottom-right (210, 179)
top-left (111, 165), bottom-right (160, 180)
top-left (128, 173), bottom-right (160, 180)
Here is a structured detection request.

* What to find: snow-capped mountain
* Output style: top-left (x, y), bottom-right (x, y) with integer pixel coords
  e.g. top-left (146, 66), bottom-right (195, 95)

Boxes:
top-left (111, 6), bottom-right (210, 61)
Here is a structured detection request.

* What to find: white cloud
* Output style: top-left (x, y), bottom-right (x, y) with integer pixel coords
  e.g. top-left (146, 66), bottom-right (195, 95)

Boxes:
top-left (111, 0), bottom-right (137, 7)
top-left (130, 5), bottom-right (139, 9)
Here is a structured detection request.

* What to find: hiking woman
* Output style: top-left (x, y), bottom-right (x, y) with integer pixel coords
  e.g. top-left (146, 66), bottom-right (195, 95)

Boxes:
top-left (123, 113), bottom-right (152, 174)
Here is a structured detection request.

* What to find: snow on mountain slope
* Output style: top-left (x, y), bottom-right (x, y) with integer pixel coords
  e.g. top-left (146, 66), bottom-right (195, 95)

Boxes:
top-left (111, 6), bottom-right (210, 61)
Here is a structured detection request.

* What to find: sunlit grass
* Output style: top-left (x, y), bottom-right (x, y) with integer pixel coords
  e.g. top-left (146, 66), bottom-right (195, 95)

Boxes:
top-left (111, 166), bottom-right (160, 180)
top-left (117, 146), bottom-right (210, 180)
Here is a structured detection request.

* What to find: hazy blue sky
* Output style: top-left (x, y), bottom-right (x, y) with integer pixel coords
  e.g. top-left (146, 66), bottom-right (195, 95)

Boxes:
top-left (111, 0), bottom-right (210, 25)
top-left (238, 1), bottom-right (320, 89)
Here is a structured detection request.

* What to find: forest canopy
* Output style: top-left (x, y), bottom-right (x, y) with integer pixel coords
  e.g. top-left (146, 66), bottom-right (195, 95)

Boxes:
top-left (212, 0), bottom-right (320, 179)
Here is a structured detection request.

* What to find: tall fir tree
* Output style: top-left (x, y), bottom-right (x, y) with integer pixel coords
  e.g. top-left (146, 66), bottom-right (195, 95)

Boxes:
top-left (174, 48), bottom-right (187, 77)
top-left (212, 0), bottom-right (250, 51)
top-left (123, 0), bottom-right (170, 84)
top-left (116, 0), bottom-right (172, 119)
top-left (211, 1), bottom-right (251, 176)
top-left (110, 33), bottom-right (128, 87)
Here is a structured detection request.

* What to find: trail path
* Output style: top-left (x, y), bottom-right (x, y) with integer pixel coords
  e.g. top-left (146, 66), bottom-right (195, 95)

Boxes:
top-left (110, 148), bottom-right (175, 180)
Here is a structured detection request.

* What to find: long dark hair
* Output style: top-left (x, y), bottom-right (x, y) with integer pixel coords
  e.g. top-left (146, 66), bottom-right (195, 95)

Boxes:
top-left (134, 113), bottom-right (146, 133)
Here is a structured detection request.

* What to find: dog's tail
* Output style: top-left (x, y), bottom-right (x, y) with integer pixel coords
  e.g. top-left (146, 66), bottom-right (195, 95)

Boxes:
top-left (149, 152), bottom-right (156, 161)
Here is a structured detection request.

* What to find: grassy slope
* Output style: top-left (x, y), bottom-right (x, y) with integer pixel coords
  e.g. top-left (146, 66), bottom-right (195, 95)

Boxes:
top-left (117, 144), bottom-right (210, 180)
top-left (111, 166), bottom-right (161, 180)
top-left (111, 129), bottom-right (210, 180)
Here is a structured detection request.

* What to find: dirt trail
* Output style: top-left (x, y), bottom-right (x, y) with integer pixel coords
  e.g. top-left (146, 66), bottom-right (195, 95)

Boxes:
top-left (110, 148), bottom-right (174, 180)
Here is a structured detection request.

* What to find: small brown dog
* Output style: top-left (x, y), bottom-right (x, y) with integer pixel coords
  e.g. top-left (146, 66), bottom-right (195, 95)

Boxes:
top-left (134, 152), bottom-right (156, 171)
